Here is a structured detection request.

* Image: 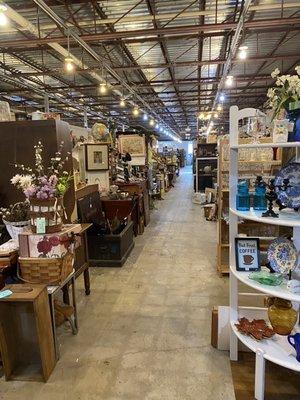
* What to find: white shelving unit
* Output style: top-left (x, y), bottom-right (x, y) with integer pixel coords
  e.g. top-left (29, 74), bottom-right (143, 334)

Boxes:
top-left (229, 106), bottom-right (300, 400)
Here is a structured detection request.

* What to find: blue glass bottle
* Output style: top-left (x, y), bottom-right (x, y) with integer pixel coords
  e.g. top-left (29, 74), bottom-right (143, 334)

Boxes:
top-left (253, 176), bottom-right (267, 210)
top-left (236, 180), bottom-right (250, 211)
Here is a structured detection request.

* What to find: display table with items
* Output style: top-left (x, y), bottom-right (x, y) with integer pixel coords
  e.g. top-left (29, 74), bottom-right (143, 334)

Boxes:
top-left (229, 106), bottom-right (300, 400)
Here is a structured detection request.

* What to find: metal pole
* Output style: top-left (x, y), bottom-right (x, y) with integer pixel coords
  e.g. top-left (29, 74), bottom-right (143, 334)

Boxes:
top-left (84, 109), bottom-right (88, 128)
top-left (44, 93), bottom-right (49, 112)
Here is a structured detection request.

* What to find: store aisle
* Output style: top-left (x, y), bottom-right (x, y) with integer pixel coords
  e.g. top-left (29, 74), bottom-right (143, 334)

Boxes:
top-left (1, 167), bottom-right (234, 400)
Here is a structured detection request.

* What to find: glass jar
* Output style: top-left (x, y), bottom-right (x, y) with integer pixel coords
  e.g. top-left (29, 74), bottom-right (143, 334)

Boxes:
top-left (253, 176), bottom-right (267, 211)
top-left (268, 297), bottom-right (298, 336)
top-left (236, 180), bottom-right (250, 211)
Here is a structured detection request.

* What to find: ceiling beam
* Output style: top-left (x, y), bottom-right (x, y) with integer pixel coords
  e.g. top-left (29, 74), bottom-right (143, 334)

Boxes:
top-left (1, 17), bottom-right (299, 48)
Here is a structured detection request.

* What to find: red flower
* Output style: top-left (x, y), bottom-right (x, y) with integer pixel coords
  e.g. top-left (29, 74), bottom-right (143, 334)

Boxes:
top-left (37, 237), bottom-right (52, 254)
top-left (48, 236), bottom-right (60, 247)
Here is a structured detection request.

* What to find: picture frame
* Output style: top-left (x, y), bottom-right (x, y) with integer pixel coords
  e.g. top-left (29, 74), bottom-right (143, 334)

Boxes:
top-left (85, 144), bottom-right (109, 171)
top-left (119, 134), bottom-right (146, 157)
top-left (235, 238), bottom-right (260, 272)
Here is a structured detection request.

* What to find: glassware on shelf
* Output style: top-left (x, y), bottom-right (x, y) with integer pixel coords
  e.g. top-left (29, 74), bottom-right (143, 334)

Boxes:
top-left (236, 180), bottom-right (250, 211)
top-left (253, 176), bottom-right (267, 211)
top-left (249, 270), bottom-right (283, 286)
top-left (267, 297), bottom-right (298, 336)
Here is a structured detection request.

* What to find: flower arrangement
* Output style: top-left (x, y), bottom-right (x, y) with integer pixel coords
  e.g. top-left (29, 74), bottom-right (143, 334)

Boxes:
top-left (267, 66), bottom-right (300, 119)
top-left (0, 201), bottom-right (30, 222)
top-left (11, 141), bottom-right (72, 200)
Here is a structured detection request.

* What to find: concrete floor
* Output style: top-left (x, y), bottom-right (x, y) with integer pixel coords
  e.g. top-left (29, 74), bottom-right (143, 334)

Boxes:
top-left (0, 167), bottom-right (235, 400)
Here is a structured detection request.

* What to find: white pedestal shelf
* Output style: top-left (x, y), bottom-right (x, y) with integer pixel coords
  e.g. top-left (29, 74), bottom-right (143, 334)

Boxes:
top-left (230, 207), bottom-right (300, 227)
top-left (228, 105), bottom-right (300, 400)
top-left (230, 266), bottom-right (300, 303)
top-left (231, 322), bottom-right (300, 372)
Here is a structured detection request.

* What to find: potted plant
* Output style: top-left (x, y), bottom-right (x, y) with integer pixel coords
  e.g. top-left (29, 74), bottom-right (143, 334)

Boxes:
top-left (11, 141), bottom-right (72, 233)
top-left (266, 65), bottom-right (300, 141)
top-left (0, 201), bottom-right (30, 241)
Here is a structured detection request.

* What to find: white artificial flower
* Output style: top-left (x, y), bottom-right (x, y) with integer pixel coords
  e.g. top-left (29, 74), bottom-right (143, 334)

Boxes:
top-left (271, 68), bottom-right (280, 78)
top-left (295, 65), bottom-right (300, 75)
top-left (18, 175), bottom-right (33, 189)
top-left (10, 174), bottom-right (21, 185)
top-left (267, 88), bottom-right (275, 98)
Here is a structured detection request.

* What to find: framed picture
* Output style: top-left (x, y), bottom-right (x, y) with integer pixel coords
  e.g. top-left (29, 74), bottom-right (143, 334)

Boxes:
top-left (85, 144), bottom-right (109, 171)
top-left (119, 134), bottom-right (146, 157)
top-left (235, 238), bottom-right (260, 272)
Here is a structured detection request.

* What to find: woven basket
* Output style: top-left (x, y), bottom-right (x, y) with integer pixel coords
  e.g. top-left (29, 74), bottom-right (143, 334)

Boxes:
top-left (29, 197), bottom-right (64, 234)
top-left (18, 252), bottom-right (73, 284)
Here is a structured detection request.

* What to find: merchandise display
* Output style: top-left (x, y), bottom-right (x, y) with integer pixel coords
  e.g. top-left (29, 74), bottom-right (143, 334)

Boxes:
top-left (0, 2), bottom-right (299, 399)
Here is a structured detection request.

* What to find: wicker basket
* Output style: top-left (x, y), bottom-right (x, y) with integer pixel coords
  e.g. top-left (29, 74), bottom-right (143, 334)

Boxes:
top-left (18, 252), bottom-right (73, 284)
top-left (29, 197), bottom-right (64, 234)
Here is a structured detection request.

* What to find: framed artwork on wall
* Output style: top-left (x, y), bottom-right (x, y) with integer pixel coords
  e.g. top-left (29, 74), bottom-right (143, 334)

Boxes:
top-left (85, 144), bottom-right (109, 171)
top-left (119, 134), bottom-right (146, 157)
top-left (235, 237), bottom-right (260, 272)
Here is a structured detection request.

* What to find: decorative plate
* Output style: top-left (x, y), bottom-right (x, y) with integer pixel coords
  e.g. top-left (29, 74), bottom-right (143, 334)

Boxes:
top-left (267, 237), bottom-right (298, 275)
top-left (274, 162), bottom-right (300, 209)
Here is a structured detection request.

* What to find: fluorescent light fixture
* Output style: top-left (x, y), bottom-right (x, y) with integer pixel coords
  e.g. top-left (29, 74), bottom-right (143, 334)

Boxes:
top-left (119, 98), bottom-right (125, 107)
top-left (217, 104), bottom-right (222, 111)
top-left (155, 123), bottom-right (159, 129)
top-left (219, 93), bottom-right (225, 102)
top-left (149, 119), bottom-right (155, 126)
top-left (143, 113), bottom-right (148, 121)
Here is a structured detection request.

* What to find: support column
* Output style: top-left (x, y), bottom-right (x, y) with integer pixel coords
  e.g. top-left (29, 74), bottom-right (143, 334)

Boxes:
top-left (84, 109), bottom-right (88, 128)
top-left (44, 93), bottom-right (49, 113)
top-left (255, 350), bottom-right (265, 400)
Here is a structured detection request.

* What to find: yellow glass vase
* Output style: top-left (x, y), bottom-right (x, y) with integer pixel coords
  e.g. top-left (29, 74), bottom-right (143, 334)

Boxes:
top-left (268, 297), bottom-right (298, 336)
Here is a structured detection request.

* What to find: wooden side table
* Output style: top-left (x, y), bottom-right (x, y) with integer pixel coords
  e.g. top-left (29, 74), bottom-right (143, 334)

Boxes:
top-left (0, 284), bottom-right (56, 382)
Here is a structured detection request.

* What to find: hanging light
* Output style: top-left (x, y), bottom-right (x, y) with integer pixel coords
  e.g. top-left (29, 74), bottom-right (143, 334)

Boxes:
top-left (119, 98), bottom-right (125, 107)
top-left (143, 113), bottom-right (148, 121)
top-left (159, 126), bottom-right (163, 132)
top-left (217, 104), bottom-right (222, 112)
top-left (0, 4), bottom-right (8, 26)
top-left (64, 29), bottom-right (75, 73)
top-left (155, 123), bottom-right (159, 129)
top-left (64, 57), bottom-right (75, 73)
top-left (133, 106), bottom-right (139, 117)
top-left (149, 119), bottom-right (155, 126)
top-left (238, 46), bottom-right (248, 60)
top-left (225, 75), bottom-right (234, 87)
top-left (198, 112), bottom-right (204, 120)
top-left (99, 83), bottom-right (107, 94)
top-left (219, 93), bottom-right (225, 102)
top-left (214, 113), bottom-right (218, 118)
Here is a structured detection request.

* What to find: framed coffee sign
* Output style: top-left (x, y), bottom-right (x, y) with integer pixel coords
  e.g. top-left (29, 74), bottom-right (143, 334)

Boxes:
top-left (235, 238), bottom-right (260, 272)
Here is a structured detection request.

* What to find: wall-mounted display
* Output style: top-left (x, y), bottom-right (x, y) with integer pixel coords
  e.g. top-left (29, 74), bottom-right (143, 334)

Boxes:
top-left (85, 144), bottom-right (109, 171)
top-left (119, 134), bottom-right (146, 157)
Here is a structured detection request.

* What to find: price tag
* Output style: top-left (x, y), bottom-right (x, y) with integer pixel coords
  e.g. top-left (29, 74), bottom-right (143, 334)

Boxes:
top-left (36, 217), bottom-right (46, 234)
top-left (0, 289), bottom-right (13, 299)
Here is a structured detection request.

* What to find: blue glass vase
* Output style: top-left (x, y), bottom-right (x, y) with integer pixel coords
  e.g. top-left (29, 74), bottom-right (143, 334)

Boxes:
top-left (253, 176), bottom-right (267, 210)
top-left (236, 181), bottom-right (250, 211)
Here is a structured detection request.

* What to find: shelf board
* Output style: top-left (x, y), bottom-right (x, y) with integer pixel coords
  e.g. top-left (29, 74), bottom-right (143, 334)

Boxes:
top-left (230, 265), bottom-right (300, 302)
top-left (231, 142), bottom-right (300, 149)
top-left (230, 207), bottom-right (300, 227)
top-left (231, 322), bottom-right (300, 372)
top-left (222, 160), bottom-right (282, 165)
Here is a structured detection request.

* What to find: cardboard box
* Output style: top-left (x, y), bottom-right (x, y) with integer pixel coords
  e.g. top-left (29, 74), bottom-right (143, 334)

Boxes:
top-left (19, 224), bottom-right (82, 258)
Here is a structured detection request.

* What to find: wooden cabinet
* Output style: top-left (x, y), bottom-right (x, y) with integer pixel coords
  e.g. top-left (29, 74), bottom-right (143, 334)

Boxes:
top-left (0, 284), bottom-right (56, 382)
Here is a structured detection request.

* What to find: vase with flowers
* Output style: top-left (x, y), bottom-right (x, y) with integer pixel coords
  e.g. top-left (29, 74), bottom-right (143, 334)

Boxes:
top-left (11, 141), bottom-right (72, 233)
top-left (266, 65), bottom-right (300, 141)
top-left (0, 201), bottom-right (30, 241)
